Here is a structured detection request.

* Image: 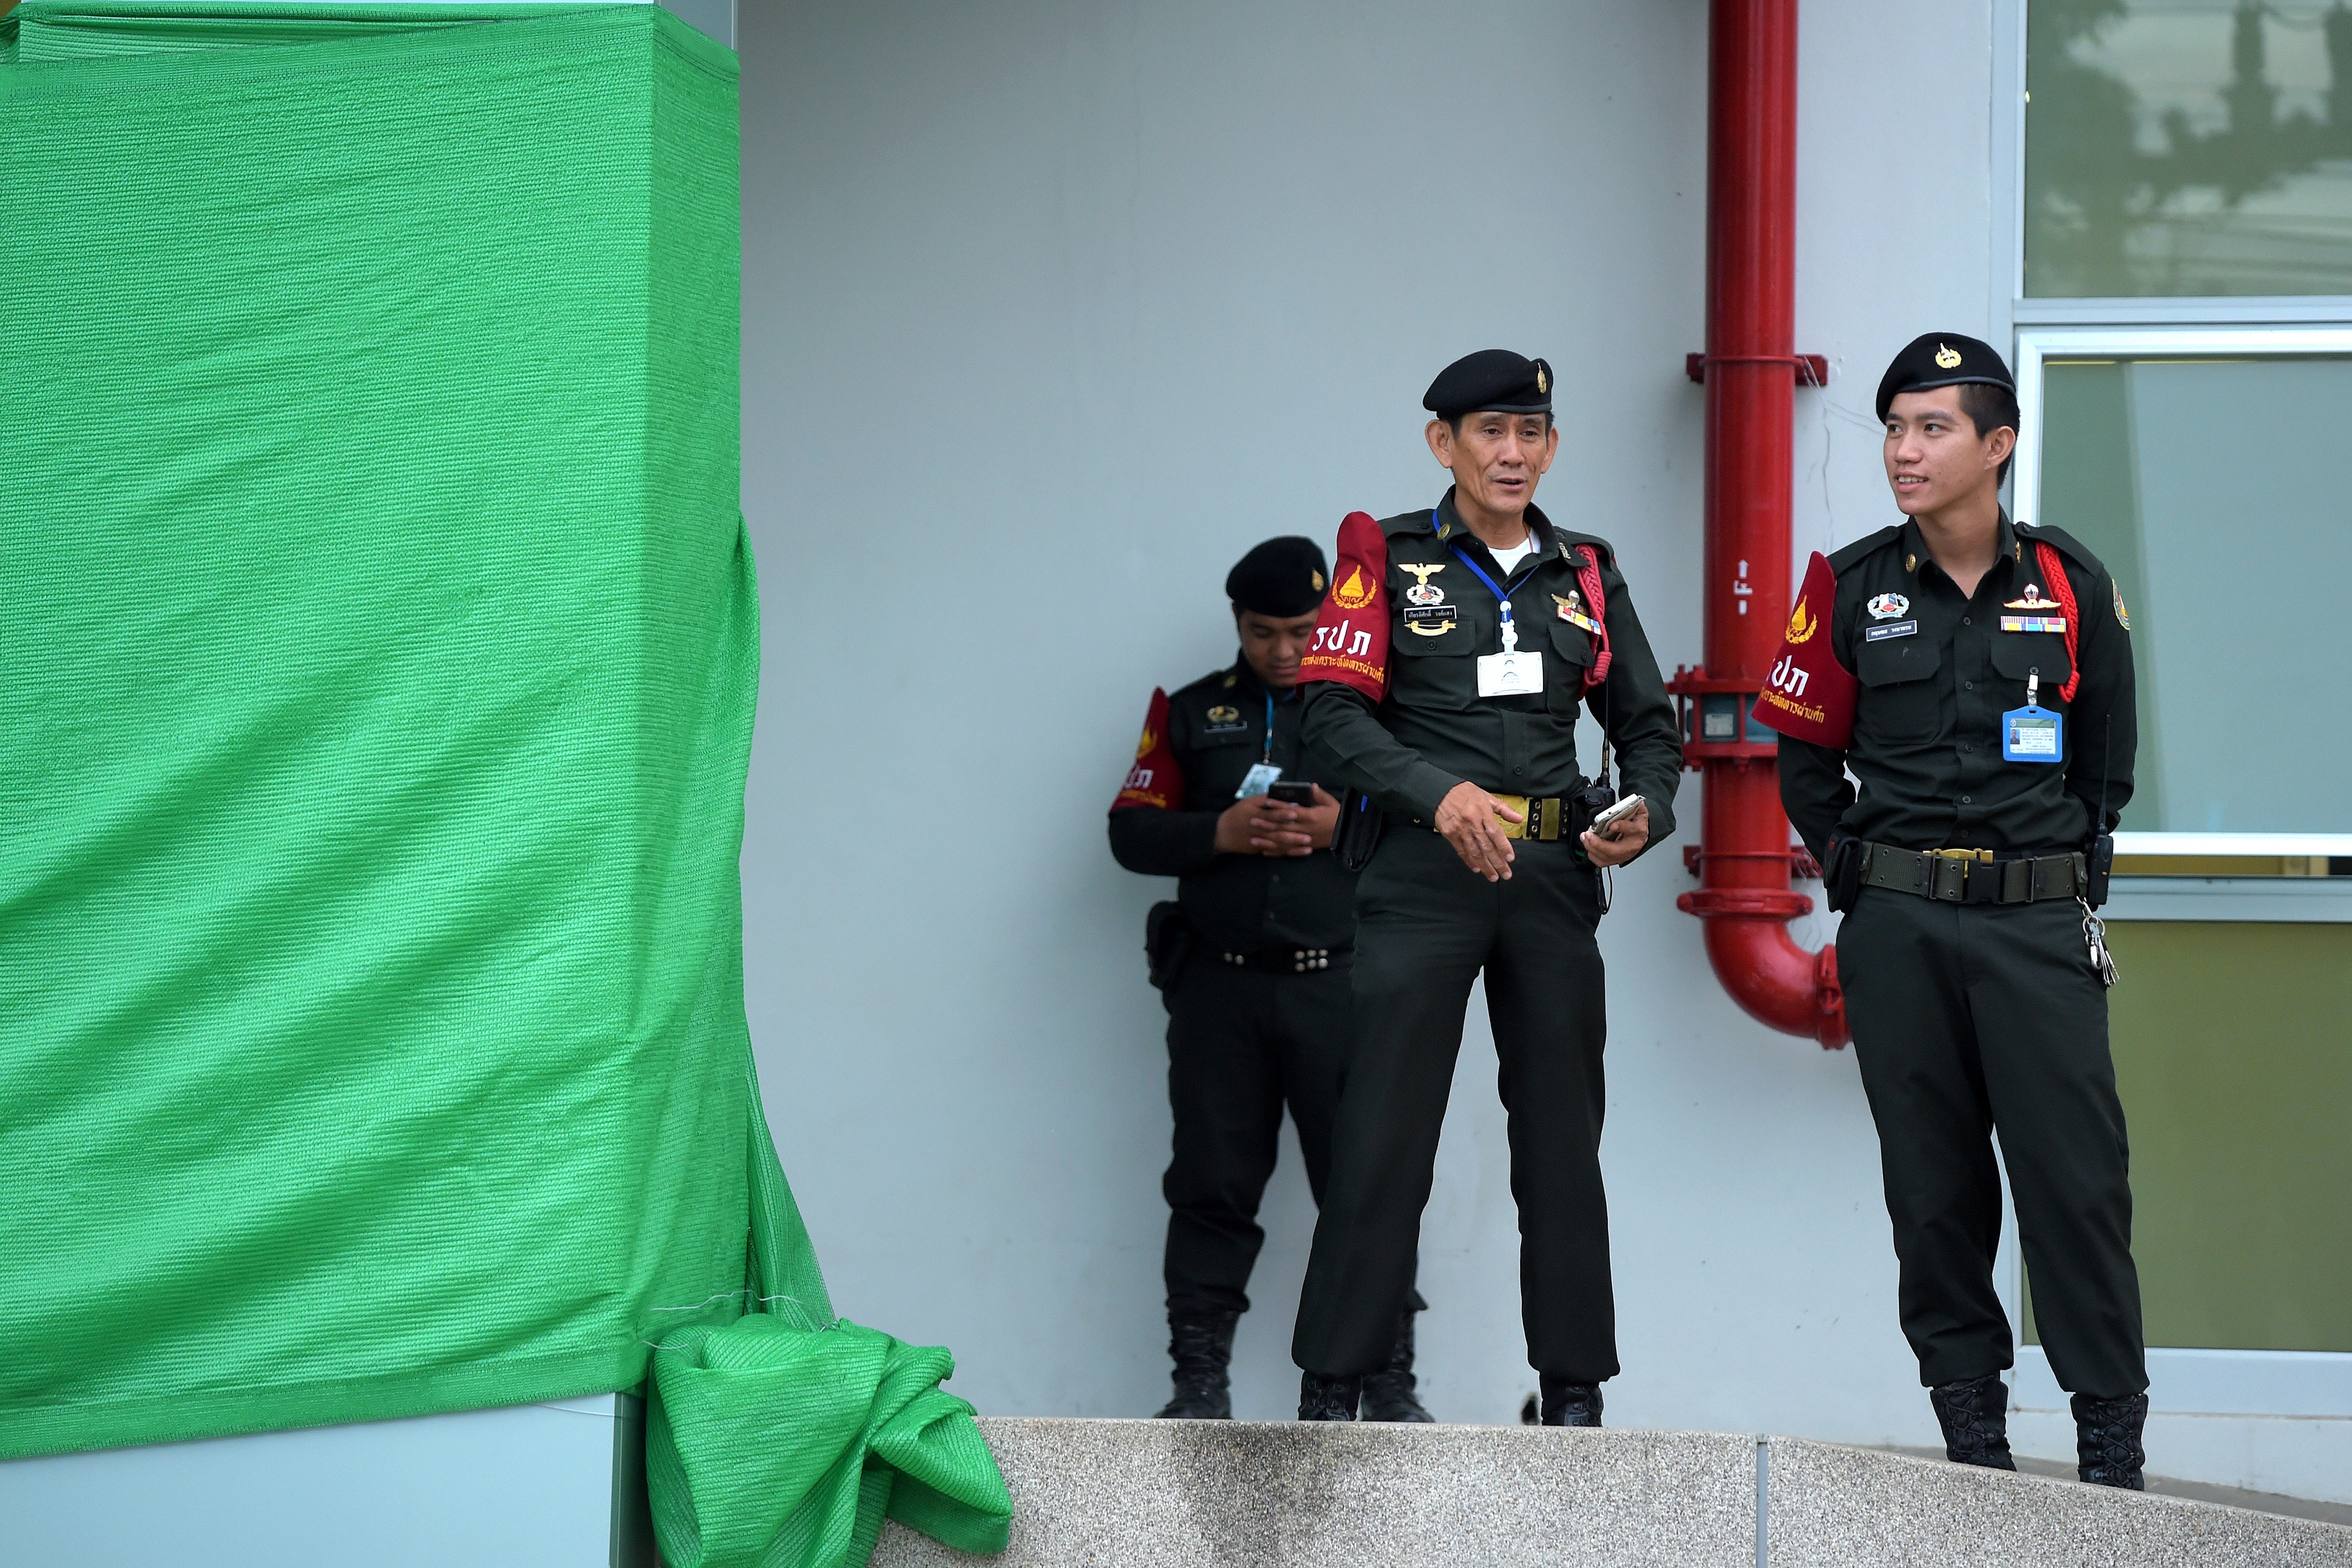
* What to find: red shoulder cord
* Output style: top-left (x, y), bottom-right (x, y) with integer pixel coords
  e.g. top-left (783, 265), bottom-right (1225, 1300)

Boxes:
top-left (2033, 541), bottom-right (2082, 702)
top-left (1572, 545), bottom-right (1612, 693)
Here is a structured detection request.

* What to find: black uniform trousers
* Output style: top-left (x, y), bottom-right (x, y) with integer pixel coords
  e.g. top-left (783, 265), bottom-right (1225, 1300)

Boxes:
top-left (1162, 955), bottom-right (1351, 1316)
top-left (1293, 829), bottom-right (1614, 1381)
top-left (1840, 887), bottom-right (2147, 1398)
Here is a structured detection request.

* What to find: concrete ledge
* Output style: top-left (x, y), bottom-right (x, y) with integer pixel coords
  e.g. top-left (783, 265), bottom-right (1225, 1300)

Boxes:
top-left (874, 1418), bottom-right (1754, 1567)
top-left (872, 1417), bottom-right (2352, 1568)
top-left (1769, 1438), bottom-right (2352, 1568)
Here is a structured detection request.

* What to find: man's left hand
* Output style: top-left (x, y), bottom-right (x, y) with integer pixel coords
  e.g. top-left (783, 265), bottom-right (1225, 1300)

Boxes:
top-left (1580, 800), bottom-right (1649, 868)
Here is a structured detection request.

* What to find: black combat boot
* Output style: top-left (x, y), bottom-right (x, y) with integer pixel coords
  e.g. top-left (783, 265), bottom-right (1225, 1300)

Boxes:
top-left (1358, 1304), bottom-right (1435, 1423)
top-left (1928, 1373), bottom-right (2017, 1470)
top-left (1297, 1371), bottom-right (1362, 1421)
top-left (1538, 1373), bottom-right (1603, 1428)
top-left (2073, 1392), bottom-right (2148, 1489)
top-left (1153, 1309), bottom-right (1238, 1419)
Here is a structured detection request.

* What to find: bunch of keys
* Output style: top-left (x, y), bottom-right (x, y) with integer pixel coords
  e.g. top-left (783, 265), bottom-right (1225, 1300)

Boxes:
top-left (2079, 898), bottom-right (2117, 989)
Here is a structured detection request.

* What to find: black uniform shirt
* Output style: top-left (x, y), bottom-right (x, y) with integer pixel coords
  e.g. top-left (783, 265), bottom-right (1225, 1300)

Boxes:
top-left (1108, 657), bottom-right (1358, 952)
top-left (1780, 513), bottom-right (2137, 862)
top-left (1299, 491), bottom-right (1683, 849)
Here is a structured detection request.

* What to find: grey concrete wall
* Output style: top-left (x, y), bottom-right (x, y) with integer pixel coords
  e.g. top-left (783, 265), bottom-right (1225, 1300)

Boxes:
top-left (736, 0), bottom-right (1995, 1447)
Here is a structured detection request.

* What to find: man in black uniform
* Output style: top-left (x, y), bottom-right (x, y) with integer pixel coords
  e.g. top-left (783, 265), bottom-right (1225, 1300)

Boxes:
top-left (1287, 351), bottom-right (1683, 1425)
top-left (1771, 334), bottom-right (2148, 1487)
top-left (1110, 537), bottom-right (1432, 1423)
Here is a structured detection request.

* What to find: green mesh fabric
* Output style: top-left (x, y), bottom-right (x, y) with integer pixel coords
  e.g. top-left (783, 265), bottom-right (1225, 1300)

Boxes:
top-left (0, 7), bottom-right (1007, 1562)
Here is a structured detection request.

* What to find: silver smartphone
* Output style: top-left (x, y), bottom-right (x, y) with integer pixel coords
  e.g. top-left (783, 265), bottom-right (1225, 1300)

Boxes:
top-left (1589, 793), bottom-right (1644, 836)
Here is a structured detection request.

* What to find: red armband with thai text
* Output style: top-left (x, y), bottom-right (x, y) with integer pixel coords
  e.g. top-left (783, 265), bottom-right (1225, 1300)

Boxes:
top-left (1748, 551), bottom-right (1858, 749)
top-left (1110, 687), bottom-right (1183, 811)
top-left (1297, 511), bottom-right (1389, 701)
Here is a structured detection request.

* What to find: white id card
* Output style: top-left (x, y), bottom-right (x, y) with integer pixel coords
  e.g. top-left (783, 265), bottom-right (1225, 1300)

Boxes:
top-left (1476, 650), bottom-right (1544, 698)
top-left (1235, 762), bottom-right (1283, 799)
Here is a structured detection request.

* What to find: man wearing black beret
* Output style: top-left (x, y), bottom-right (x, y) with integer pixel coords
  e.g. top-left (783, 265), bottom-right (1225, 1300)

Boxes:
top-left (1287, 349), bottom-right (1684, 1425)
top-left (1769, 332), bottom-right (2149, 1486)
top-left (1109, 536), bottom-right (1432, 1423)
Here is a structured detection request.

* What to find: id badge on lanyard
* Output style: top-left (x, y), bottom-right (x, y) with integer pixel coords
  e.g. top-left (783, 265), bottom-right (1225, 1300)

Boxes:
top-left (1449, 538), bottom-right (1545, 698)
top-left (1234, 692), bottom-right (1283, 797)
top-left (2001, 672), bottom-right (2064, 764)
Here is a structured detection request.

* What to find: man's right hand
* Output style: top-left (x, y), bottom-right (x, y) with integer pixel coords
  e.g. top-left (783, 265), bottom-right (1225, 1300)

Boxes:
top-left (1433, 781), bottom-right (1521, 881)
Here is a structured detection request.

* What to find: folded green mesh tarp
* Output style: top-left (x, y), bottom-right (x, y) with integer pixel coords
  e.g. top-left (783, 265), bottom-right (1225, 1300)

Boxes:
top-left (0, 8), bottom-right (1006, 1563)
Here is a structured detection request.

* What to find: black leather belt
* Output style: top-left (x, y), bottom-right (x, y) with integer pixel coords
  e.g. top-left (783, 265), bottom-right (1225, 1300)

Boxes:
top-left (1860, 844), bottom-right (2087, 905)
top-left (1219, 945), bottom-right (1350, 974)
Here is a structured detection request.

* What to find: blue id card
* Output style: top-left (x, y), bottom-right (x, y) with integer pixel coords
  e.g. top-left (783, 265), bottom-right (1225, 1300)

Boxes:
top-left (2002, 704), bottom-right (2064, 764)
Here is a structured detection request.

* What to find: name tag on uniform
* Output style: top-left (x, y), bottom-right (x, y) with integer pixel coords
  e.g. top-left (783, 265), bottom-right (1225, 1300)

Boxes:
top-left (2002, 704), bottom-right (2064, 763)
top-left (1476, 650), bottom-right (1544, 697)
top-left (1864, 620), bottom-right (1919, 642)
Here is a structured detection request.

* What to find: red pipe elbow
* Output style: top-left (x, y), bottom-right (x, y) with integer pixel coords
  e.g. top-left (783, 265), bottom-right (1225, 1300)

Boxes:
top-left (1695, 909), bottom-right (1848, 1049)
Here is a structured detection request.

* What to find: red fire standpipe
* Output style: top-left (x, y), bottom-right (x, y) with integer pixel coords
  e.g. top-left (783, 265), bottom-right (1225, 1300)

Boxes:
top-left (1668, 0), bottom-right (1849, 1049)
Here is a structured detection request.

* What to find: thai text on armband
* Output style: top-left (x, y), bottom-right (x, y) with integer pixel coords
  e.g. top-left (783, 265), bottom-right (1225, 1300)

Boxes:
top-left (1312, 618), bottom-right (1375, 659)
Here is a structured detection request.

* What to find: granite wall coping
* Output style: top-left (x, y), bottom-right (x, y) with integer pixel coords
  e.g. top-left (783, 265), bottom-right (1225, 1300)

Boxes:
top-left (870, 1417), bottom-right (2352, 1568)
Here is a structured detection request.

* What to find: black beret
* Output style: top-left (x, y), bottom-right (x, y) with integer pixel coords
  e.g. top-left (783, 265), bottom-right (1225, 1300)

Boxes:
top-left (1423, 349), bottom-right (1554, 420)
top-left (1875, 332), bottom-right (2014, 422)
top-left (1226, 535), bottom-right (1329, 618)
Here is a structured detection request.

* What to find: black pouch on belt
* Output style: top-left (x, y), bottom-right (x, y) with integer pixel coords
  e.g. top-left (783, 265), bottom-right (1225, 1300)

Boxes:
top-left (1823, 836), bottom-right (1863, 913)
top-left (1331, 787), bottom-right (1386, 873)
top-left (1144, 900), bottom-right (1192, 992)
top-left (2084, 832), bottom-right (2115, 909)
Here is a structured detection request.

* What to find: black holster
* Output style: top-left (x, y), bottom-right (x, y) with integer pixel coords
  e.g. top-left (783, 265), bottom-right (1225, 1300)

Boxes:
top-left (1145, 901), bottom-right (1192, 992)
top-left (1332, 788), bottom-right (1385, 873)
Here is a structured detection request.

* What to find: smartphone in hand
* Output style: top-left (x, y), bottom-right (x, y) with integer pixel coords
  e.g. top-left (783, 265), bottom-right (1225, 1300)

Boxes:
top-left (1589, 793), bottom-right (1643, 837)
top-left (1267, 780), bottom-right (1317, 807)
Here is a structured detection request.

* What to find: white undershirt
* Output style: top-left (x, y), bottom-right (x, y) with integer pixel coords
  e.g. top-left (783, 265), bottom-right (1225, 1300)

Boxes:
top-left (1488, 530), bottom-right (1541, 577)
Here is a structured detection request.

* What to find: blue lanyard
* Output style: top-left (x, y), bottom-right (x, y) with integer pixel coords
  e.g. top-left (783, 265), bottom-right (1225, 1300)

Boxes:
top-left (1261, 690), bottom-right (1275, 762)
top-left (1446, 535), bottom-right (1525, 639)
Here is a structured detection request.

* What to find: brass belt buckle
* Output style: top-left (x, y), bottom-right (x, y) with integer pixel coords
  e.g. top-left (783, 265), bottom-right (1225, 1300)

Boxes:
top-left (1493, 792), bottom-right (1530, 840)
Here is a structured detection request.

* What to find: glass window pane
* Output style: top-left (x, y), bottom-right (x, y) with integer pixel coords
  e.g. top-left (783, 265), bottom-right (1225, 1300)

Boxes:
top-left (2025, 1), bottom-right (2352, 297)
top-left (2026, 921), bottom-right (2352, 1353)
top-left (2036, 355), bottom-right (2352, 833)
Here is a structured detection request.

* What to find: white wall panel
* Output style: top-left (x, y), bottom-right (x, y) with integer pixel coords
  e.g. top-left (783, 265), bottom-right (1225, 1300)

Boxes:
top-left (738, 0), bottom-right (1993, 1449)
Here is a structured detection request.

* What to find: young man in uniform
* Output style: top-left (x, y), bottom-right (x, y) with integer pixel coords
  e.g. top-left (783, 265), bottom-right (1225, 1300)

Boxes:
top-left (1766, 333), bottom-right (2148, 1487)
top-left (1110, 537), bottom-right (1433, 1423)
top-left (1287, 351), bottom-right (1683, 1425)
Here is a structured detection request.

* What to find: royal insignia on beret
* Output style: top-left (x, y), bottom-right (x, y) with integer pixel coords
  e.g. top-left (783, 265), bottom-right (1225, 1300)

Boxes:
top-left (1934, 343), bottom-right (1962, 369)
top-left (1226, 535), bottom-right (1330, 617)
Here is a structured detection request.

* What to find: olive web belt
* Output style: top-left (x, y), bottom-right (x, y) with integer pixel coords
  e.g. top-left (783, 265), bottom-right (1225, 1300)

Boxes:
top-left (1860, 844), bottom-right (2087, 905)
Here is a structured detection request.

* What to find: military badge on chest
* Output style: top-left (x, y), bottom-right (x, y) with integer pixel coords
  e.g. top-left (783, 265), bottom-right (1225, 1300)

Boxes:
top-left (1202, 703), bottom-right (1249, 735)
top-left (1552, 590), bottom-right (1601, 635)
top-left (2000, 582), bottom-right (2067, 634)
top-left (1400, 562), bottom-right (1456, 636)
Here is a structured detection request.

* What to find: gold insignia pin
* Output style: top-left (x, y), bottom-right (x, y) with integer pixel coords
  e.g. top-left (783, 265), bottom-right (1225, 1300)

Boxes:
top-left (1934, 343), bottom-right (1962, 369)
top-left (1311, 569), bottom-right (1325, 591)
top-left (1905, 553), bottom-right (1918, 573)
top-left (1536, 364), bottom-right (1549, 394)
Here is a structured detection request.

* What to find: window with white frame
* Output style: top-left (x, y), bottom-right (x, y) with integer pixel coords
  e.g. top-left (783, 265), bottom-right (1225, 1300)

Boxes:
top-left (1996, 0), bottom-right (2352, 1428)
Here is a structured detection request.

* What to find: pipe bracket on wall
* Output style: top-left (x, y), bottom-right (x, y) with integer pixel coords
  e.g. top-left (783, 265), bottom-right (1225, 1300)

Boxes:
top-left (1683, 352), bottom-right (1828, 386)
